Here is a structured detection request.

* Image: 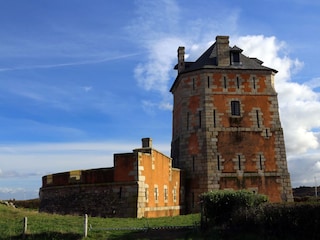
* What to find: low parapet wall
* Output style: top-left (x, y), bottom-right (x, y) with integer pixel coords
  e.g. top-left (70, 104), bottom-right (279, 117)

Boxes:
top-left (42, 167), bottom-right (114, 187)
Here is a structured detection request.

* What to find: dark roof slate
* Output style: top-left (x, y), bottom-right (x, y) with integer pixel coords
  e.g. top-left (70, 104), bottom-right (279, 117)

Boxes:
top-left (174, 42), bottom-right (277, 73)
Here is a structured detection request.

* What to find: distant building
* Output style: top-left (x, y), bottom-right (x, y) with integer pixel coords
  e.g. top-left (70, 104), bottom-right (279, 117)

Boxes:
top-left (40, 36), bottom-right (293, 217)
top-left (170, 36), bottom-right (293, 212)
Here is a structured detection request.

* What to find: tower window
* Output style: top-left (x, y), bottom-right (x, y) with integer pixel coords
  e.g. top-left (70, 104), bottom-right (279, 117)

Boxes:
top-left (192, 156), bottom-right (195, 172)
top-left (199, 110), bottom-right (202, 128)
top-left (187, 112), bottom-right (190, 130)
top-left (253, 77), bottom-right (256, 89)
top-left (223, 76), bottom-right (227, 89)
top-left (238, 155), bottom-right (241, 170)
top-left (236, 77), bottom-right (240, 89)
top-left (213, 110), bottom-right (216, 128)
top-left (192, 78), bottom-right (195, 90)
top-left (217, 155), bottom-right (220, 171)
top-left (207, 76), bottom-right (210, 88)
top-left (256, 110), bottom-right (260, 128)
top-left (231, 101), bottom-right (240, 116)
top-left (259, 155), bottom-right (263, 170)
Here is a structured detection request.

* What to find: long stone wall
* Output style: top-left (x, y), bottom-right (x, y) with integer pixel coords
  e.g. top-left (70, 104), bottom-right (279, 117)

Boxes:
top-left (39, 182), bottom-right (138, 217)
top-left (39, 167), bottom-right (140, 217)
top-left (39, 142), bottom-right (184, 218)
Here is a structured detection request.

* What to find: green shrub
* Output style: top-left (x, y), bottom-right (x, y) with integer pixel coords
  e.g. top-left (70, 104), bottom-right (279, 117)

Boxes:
top-left (229, 202), bottom-right (320, 239)
top-left (200, 190), bottom-right (268, 227)
top-left (13, 198), bottom-right (40, 209)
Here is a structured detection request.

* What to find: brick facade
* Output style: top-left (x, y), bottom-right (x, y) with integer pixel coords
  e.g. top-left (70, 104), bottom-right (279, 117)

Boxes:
top-left (40, 35), bottom-right (293, 217)
top-left (39, 138), bottom-right (182, 218)
top-left (170, 36), bottom-right (293, 213)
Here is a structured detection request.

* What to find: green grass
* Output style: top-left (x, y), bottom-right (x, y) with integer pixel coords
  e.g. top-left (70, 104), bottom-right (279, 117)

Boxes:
top-left (0, 204), bottom-right (202, 240)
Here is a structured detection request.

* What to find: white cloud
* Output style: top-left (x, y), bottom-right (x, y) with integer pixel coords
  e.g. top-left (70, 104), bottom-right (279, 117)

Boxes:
top-left (233, 35), bottom-right (320, 156)
top-left (0, 187), bottom-right (24, 194)
top-left (0, 186), bottom-right (39, 200)
top-left (0, 140), bottom-right (171, 199)
top-left (129, 0), bottom-right (320, 187)
top-left (0, 53), bottom-right (139, 72)
top-left (233, 35), bottom-right (303, 83)
top-left (232, 35), bottom-right (320, 187)
top-left (130, 0), bottom-right (238, 112)
top-left (134, 37), bottom-right (184, 95)
top-left (0, 140), bottom-right (171, 173)
top-left (315, 161), bottom-right (320, 170)
top-left (82, 86), bottom-right (92, 92)
top-left (132, 22), bottom-right (320, 187)
top-left (288, 153), bottom-right (320, 187)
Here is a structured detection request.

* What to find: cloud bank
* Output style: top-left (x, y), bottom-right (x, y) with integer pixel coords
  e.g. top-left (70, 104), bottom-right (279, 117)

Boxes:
top-left (129, 1), bottom-right (320, 187)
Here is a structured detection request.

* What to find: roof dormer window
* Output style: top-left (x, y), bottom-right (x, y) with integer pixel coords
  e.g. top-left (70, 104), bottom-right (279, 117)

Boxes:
top-left (230, 46), bottom-right (243, 66)
top-left (231, 52), bottom-right (240, 64)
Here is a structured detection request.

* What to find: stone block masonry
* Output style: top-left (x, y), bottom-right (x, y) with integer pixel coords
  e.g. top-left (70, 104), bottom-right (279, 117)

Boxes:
top-left (170, 36), bottom-right (293, 212)
top-left (40, 35), bottom-right (294, 218)
top-left (40, 138), bottom-right (183, 218)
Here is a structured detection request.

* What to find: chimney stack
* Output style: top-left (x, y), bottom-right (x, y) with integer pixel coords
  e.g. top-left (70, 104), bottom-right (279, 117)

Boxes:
top-left (142, 138), bottom-right (152, 148)
top-left (216, 36), bottom-right (230, 66)
top-left (177, 46), bottom-right (185, 73)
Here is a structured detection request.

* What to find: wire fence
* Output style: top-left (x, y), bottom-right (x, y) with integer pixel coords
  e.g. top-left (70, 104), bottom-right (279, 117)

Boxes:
top-left (89, 224), bottom-right (196, 232)
top-left (18, 214), bottom-right (198, 238)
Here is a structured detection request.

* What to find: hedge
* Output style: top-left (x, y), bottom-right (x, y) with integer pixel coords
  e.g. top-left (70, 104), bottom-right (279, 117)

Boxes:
top-left (200, 190), bottom-right (268, 226)
top-left (230, 203), bottom-right (320, 239)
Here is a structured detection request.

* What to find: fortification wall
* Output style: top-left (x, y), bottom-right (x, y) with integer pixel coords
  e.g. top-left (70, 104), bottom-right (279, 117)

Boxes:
top-left (40, 167), bottom-right (139, 217)
top-left (39, 139), bottom-right (183, 218)
top-left (42, 167), bottom-right (115, 187)
top-left (39, 181), bottom-right (138, 217)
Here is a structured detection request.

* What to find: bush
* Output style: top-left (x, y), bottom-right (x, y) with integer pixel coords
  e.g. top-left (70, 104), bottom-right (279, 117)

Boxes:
top-left (228, 202), bottom-right (320, 239)
top-left (13, 199), bottom-right (40, 209)
top-left (200, 190), bottom-right (268, 227)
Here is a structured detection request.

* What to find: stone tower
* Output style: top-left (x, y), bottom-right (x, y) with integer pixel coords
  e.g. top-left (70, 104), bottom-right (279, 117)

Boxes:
top-left (170, 36), bottom-right (293, 213)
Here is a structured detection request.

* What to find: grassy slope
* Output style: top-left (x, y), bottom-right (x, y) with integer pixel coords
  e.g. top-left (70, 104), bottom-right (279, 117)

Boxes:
top-left (0, 204), bottom-right (201, 240)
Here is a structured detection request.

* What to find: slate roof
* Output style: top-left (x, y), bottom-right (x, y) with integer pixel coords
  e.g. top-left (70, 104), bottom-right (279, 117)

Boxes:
top-left (174, 42), bottom-right (277, 73)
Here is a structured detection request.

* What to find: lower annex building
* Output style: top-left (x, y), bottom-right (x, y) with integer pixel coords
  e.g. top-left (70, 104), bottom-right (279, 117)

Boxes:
top-left (40, 138), bottom-right (182, 218)
top-left (39, 36), bottom-right (293, 218)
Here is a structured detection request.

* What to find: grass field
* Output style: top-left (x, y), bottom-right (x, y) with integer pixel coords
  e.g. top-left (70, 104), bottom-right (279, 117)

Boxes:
top-left (0, 204), bottom-right (203, 239)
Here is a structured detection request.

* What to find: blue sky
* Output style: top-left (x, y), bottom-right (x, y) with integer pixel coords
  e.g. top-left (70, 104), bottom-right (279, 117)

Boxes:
top-left (1, 0), bottom-right (320, 200)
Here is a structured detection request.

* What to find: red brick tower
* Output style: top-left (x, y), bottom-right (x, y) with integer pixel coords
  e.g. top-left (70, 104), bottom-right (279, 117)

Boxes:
top-left (170, 36), bottom-right (293, 213)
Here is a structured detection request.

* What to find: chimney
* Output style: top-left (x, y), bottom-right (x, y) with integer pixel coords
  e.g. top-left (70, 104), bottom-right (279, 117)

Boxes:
top-left (177, 46), bottom-right (185, 73)
top-left (216, 36), bottom-right (230, 66)
top-left (142, 138), bottom-right (152, 148)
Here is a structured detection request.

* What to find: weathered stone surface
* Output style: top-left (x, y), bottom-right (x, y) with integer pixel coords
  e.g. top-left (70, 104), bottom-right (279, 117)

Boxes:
top-left (40, 141), bottom-right (182, 218)
top-left (170, 36), bottom-right (293, 212)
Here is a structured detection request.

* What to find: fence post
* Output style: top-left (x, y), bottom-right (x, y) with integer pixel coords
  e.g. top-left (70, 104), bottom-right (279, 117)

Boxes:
top-left (23, 217), bottom-right (28, 238)
top-left (84, 214), bottom-right (88, 237)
